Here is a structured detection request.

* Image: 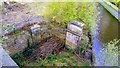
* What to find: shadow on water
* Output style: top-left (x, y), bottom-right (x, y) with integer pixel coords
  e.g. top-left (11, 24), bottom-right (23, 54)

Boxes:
top-left (93, 5), bottom-right (120, 66)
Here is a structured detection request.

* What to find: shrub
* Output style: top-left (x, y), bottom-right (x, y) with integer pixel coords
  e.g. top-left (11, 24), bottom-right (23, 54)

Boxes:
top-left (44, 2), bottom-right (77, 28)
top-left (79, 36), bottom-right (89, 53)
top-left (44, 1), bottom-right (99, 32)
top-left (99, 39), bottom-right (120, 66)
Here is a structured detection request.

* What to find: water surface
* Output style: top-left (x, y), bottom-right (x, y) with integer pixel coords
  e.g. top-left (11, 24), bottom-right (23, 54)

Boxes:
top-left (93, 5), bottom-right (120, 66)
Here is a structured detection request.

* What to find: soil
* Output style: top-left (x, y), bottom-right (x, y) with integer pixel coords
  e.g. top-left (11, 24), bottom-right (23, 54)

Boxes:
top-left (1, 2), bottom-right (32, 25)
top-left (0, 2), bottom-right (48, 25)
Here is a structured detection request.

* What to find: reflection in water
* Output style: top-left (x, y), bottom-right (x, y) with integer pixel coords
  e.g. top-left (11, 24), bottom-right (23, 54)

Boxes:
top-left (100, 7), bottom-right (120, 43)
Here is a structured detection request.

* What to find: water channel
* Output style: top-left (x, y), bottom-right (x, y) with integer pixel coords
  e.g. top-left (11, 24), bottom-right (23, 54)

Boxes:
top-left (93, 4), bottom-right (120, 66)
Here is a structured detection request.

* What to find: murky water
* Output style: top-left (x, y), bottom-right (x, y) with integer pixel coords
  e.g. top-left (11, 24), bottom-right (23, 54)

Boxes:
top-left (100, 6), bottom-right (120, 43)
top-left (93, 5), bottom-right (120, 66)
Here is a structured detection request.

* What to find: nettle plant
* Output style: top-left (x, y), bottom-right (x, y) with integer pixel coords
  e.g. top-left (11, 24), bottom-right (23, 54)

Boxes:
top-left (44, 1), bottom-right (99, 31)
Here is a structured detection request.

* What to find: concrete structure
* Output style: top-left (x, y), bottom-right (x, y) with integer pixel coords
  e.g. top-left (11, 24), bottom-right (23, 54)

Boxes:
top-left (0, 45), bottom-right (19, 67)
top-left (66, 20), bottom-right (84, 50)
top-left (99, 0), bottom-right (120, 22)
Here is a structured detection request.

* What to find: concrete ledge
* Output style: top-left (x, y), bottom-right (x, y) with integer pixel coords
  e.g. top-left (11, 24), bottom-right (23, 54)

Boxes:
top-left (103, 0), bottom-right (119, 13)
top-left (0, 46), bottom-right (19, 67)
top-left (99, 0), bottom-right (120, 22)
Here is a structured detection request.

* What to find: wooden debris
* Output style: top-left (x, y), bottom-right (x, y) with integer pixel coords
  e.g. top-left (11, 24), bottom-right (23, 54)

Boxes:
top-left (33, 36), bottom-right (63, 60)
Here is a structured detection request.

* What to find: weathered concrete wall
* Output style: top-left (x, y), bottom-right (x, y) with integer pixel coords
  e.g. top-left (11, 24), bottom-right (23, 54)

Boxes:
top-left (31, 24), bottom-right (52, 42)
top-left (65, 21), bottom-right (84, 50)
top-left (0, 46), bottom-right (19, 67)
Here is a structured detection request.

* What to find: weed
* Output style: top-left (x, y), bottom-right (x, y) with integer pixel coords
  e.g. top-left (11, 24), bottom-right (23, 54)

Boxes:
top-left (79, 35), bottom-right (89, 54)
top-left (61, 57), bottom-right (67, 63)
top-left (11, 53), bottom-right (25, 66)
top-left (62, 55), bottom-right (70, 58)
top-left (51, 61), bottom-right (56, 65)
top-left (47, 52), bottom-right (57, 61)
top-left (23, 42), bottom-right (38, 57)
top-left (73, 60), bottom-right (78, 63)
top-left (67, 49), bottom-right (74, 54)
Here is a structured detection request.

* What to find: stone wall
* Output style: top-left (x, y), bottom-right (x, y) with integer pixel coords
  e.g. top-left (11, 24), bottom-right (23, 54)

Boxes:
top-left (2, 23), bottom-right (51, 55)
top-left (3, 31), bottom-right (31, 55)
top-left (1, 16), bottom-right (48, 55)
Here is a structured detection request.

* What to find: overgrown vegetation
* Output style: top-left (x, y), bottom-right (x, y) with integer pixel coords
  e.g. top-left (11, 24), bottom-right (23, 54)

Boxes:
top-left (44, 1), bottom-right (99, 32)
top-left (11, 42), bottom-right (38, 67)
top-left (99, 39), bottom-right (120, 66)
top-left (11, 46), bottom-right (91, 66)
top-left (1, 0), bottom-right (119, 67)
top-left (79, 36), bottom-right (89, 53)
top-left (11, 52), bottom-right (25, 67)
